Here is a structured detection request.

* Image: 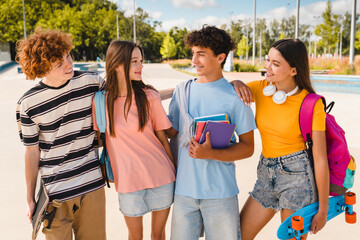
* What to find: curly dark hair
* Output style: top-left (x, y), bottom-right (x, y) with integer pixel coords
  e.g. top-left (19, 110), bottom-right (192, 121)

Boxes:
top-left (16, 27), bottom-right (73, 80)
top-left (185, 25), bottom-right (235, 68)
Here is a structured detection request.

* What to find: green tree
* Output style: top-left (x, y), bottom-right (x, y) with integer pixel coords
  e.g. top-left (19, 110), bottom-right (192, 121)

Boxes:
top-left (256, 18), bottom-right (270, 59)
top-left (230, 19), bottom-right (244, 46)
top-left (280, 16), bottom-right (295, 38)
top-left (279, 32), bottom-right (285, 40)
top-left (169, 27), bottom-right (191, 59)
top-left (133, 8), bottom-right (163, 61)
top-left (314, 0), bottom-right (339, 55)
top-left (0, 0), bottom-right (162, 61)
top-left (237, 35), bottom-right (249, 58)
top-left (269, 19), bottom-right (280, 43)
top-left (355, 30), bottom-right (360, 50)
top-left (160, 32), bottom-right (176, 59)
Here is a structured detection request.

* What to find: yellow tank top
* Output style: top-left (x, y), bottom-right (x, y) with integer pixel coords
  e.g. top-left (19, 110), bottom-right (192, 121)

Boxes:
top-left (248, 80), bottom-right (326, 158)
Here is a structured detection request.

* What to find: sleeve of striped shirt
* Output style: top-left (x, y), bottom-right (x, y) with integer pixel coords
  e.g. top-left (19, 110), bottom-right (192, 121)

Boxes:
top-left (16, 103), bottom-right (39, 146)
top-left (98, 75), bottom-right (105, 90)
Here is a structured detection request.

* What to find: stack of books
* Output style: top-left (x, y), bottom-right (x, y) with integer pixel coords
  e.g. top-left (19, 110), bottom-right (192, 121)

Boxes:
top-left (194, 114), bottom-right (236, 149)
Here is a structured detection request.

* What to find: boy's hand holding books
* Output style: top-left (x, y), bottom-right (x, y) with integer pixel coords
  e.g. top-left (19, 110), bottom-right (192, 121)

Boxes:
top-left (189, 132), bottom-right (213, 159)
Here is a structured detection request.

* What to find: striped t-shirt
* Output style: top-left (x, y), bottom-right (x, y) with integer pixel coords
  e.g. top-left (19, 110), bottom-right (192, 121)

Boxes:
top-left (16, 71), bottom-right (105, 201)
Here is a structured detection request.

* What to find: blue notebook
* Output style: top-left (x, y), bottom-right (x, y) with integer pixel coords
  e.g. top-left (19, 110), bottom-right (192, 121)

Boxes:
top-left (199, 121), bottom-right (236, 149)
top-left (193, 114), bottom-right (228, 134)
top-left (194, 113), bottom-right (227, 126)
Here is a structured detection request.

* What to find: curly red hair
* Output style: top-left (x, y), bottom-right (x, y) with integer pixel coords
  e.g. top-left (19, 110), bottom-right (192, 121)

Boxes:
top-left (16, 28), bottom-right (73, 80)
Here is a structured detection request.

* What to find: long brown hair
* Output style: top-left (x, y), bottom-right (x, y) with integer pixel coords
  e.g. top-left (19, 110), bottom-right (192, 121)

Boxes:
top-left (105, 40), bottom-right (155, 136)
top-left (271, 39), bottom-right (315, 93)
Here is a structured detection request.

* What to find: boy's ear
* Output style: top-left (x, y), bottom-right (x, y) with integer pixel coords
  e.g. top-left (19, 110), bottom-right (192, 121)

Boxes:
top-left (291, 67), bottom-right (297, 76)
top-left (217, 53), bottom-right (226, 64)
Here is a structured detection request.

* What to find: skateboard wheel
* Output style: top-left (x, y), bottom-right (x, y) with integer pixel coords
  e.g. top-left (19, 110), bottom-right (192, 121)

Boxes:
top-left (52, 199), bottom-right (62, 208)
top-left (42, 227), bottom-right (53, 234)
top-left (345, 211), bottom-right (356, 224)
top-left (292, 237), bottom-right (304, 240)
top-left (345, 192), bottom-right (356, 205)
top-left (291, 216), bottom-right (304, 231)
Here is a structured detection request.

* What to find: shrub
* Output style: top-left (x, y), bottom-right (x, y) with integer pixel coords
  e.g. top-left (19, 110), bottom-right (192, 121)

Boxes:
top-left (164, 59), bottom-right (191, 68)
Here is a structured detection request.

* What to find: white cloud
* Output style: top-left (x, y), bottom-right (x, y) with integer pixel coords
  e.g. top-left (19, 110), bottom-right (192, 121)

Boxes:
top-left (116, 0), bottom-right (162, 20)
top-left (192, 15), bottom-right (228, 29)
top-left (117, 0), bottom-right (136, 17)
top-left (172, 0), bottom-right (218, 9)
top-left (149, 11), bottom-right (163, 19)
top-left (158, 15), bottom-right (233, 32)
top-left (259, 0), bottom-right (360, 27)
top-left (158, 18), bottom-right (188, 31)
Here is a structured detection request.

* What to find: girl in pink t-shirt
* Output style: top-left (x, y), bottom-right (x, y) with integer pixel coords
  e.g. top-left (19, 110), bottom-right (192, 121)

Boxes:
top-left (93, 40), bottom-right (175, 240)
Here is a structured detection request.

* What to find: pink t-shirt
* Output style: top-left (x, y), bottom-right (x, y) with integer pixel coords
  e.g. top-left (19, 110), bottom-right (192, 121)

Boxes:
top-left (93, 89), bottom-right (175, 193)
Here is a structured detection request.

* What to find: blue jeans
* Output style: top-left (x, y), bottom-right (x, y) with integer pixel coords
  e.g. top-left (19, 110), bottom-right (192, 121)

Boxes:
top-left (118, 182), bottom-right (174, 217)
top-left (250, 150), bottom-right (317, 212)
top-left (170, 194), bottom-right (240, 240)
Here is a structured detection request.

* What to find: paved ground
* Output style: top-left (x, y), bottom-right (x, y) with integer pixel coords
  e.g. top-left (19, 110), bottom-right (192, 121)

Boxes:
top-left (0, 63), bottom-right (359, 239)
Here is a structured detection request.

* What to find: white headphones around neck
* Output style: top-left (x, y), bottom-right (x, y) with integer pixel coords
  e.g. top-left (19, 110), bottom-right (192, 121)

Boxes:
top-left (263, 82), bottom-right (299, 104)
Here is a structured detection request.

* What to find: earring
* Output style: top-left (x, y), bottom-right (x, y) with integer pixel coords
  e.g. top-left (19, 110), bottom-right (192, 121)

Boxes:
top-left (263, 82), bottom-right (299, 104)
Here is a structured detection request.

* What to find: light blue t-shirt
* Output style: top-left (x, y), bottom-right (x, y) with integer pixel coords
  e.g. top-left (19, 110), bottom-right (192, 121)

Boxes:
top-left (168, 77), bottom-right (256, 199)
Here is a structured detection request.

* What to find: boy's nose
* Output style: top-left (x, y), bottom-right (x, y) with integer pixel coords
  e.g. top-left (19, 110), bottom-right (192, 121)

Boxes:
top-left (265, 61), bottom-right (271, 69)
top-left (66, 57), bottom-right (73, 67)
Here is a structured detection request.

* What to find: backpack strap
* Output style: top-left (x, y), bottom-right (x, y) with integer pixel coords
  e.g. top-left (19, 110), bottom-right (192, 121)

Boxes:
top-left (94, 90), bottom-right (111, 188)
top-left (299, 93), bottom-right (325, 144)
top-left (94, 90), bottom-right (106, 133)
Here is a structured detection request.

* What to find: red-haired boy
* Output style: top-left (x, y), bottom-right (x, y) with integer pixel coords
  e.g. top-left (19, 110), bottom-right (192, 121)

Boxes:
top-left (16, 28), bottom-right (106, 240)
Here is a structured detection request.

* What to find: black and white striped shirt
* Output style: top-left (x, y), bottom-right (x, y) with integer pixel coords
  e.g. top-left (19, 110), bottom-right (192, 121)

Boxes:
top-left (16, 71), bottom-right (105, 201)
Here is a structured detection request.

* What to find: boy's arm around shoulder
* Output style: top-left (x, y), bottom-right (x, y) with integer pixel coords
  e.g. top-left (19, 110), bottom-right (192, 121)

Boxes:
top-left (188, 130), bottom-right (254, 162)
top-left (159, 88), bottom-right (175, 101)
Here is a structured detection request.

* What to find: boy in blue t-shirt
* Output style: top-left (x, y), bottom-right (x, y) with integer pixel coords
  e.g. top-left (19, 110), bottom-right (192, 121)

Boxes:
top-left (166, 25), bottom-right (257, 240)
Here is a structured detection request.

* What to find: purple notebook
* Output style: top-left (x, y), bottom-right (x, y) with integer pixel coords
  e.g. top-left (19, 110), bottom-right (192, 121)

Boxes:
top-left (199, 121), bottom-right (236, 149)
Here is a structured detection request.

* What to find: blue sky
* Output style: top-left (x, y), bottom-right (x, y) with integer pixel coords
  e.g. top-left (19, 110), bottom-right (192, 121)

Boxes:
top-left (115, 0), bottom-right (359, 31)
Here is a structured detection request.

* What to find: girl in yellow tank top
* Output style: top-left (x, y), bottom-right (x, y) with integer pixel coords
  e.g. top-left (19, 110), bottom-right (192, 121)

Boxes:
top-left (234, 39), bottom-right (329, 240)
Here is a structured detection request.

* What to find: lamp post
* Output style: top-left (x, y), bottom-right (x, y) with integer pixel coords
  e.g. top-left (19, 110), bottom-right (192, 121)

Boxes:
top-left (116, 13), bottom-right (119, 39)
top-left (295, 0), bottom-right (300, 39)
top-left (313, 16), bottom-right (320, 58)
top-left (133, 0), bottom-right (136, 43)
top-left (246, 20), bottom-right (249, 62)
top-left (22, 0), bottom-right (27, 39)
top-left (349, 0), bottom-right (356, 68)
top-left (252, 0), bottom-right (256, 65)
top-left (340, 21), bottom-right (343, 60)
top-left (259, 27), bottom-right (262, 63)
top-left (134, 0), bottom-right (136, 43)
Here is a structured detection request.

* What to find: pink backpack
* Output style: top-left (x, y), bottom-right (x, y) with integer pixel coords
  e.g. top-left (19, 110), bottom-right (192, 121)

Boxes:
top-left (299, 93), bottom-right (356, 196)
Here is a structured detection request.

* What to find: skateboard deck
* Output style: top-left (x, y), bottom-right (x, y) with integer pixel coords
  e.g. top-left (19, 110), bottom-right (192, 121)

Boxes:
top-left (32, 181), bottom-right (49, 240)
top-left (31, 181), bottom-right (62, 240)
top-left (277, 192), bottom-right (356, 240)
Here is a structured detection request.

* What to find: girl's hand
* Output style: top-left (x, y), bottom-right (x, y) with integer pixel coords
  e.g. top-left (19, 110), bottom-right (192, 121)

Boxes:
top-left (310, 210), bottom-right (327, 234)
top-left (188, 133), bottom-right (213, 159)
top-left (230, 80), bottom-right (254, 106)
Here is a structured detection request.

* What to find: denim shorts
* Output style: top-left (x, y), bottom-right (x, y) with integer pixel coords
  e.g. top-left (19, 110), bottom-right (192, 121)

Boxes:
top-left (118, 182), bottom-right (174, 217)
top-left (250, 150), bottom-right (317, 212)
top-left (171, 194), bottom-right (241, 240)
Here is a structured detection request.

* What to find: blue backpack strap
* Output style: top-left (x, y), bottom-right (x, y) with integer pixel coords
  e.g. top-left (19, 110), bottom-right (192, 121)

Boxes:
top-left (94, 90), bottom-right (106, 133)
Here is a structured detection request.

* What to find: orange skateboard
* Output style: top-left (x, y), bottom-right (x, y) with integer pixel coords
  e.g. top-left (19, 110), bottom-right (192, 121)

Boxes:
top-left (32, 181), bottom-right (62, 240)
top-left (277, 192), bottom-right (356, 240)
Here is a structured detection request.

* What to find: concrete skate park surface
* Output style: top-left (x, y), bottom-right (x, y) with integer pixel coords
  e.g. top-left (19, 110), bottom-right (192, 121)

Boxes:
top-left (0, 63), bottom-right (359, 239)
